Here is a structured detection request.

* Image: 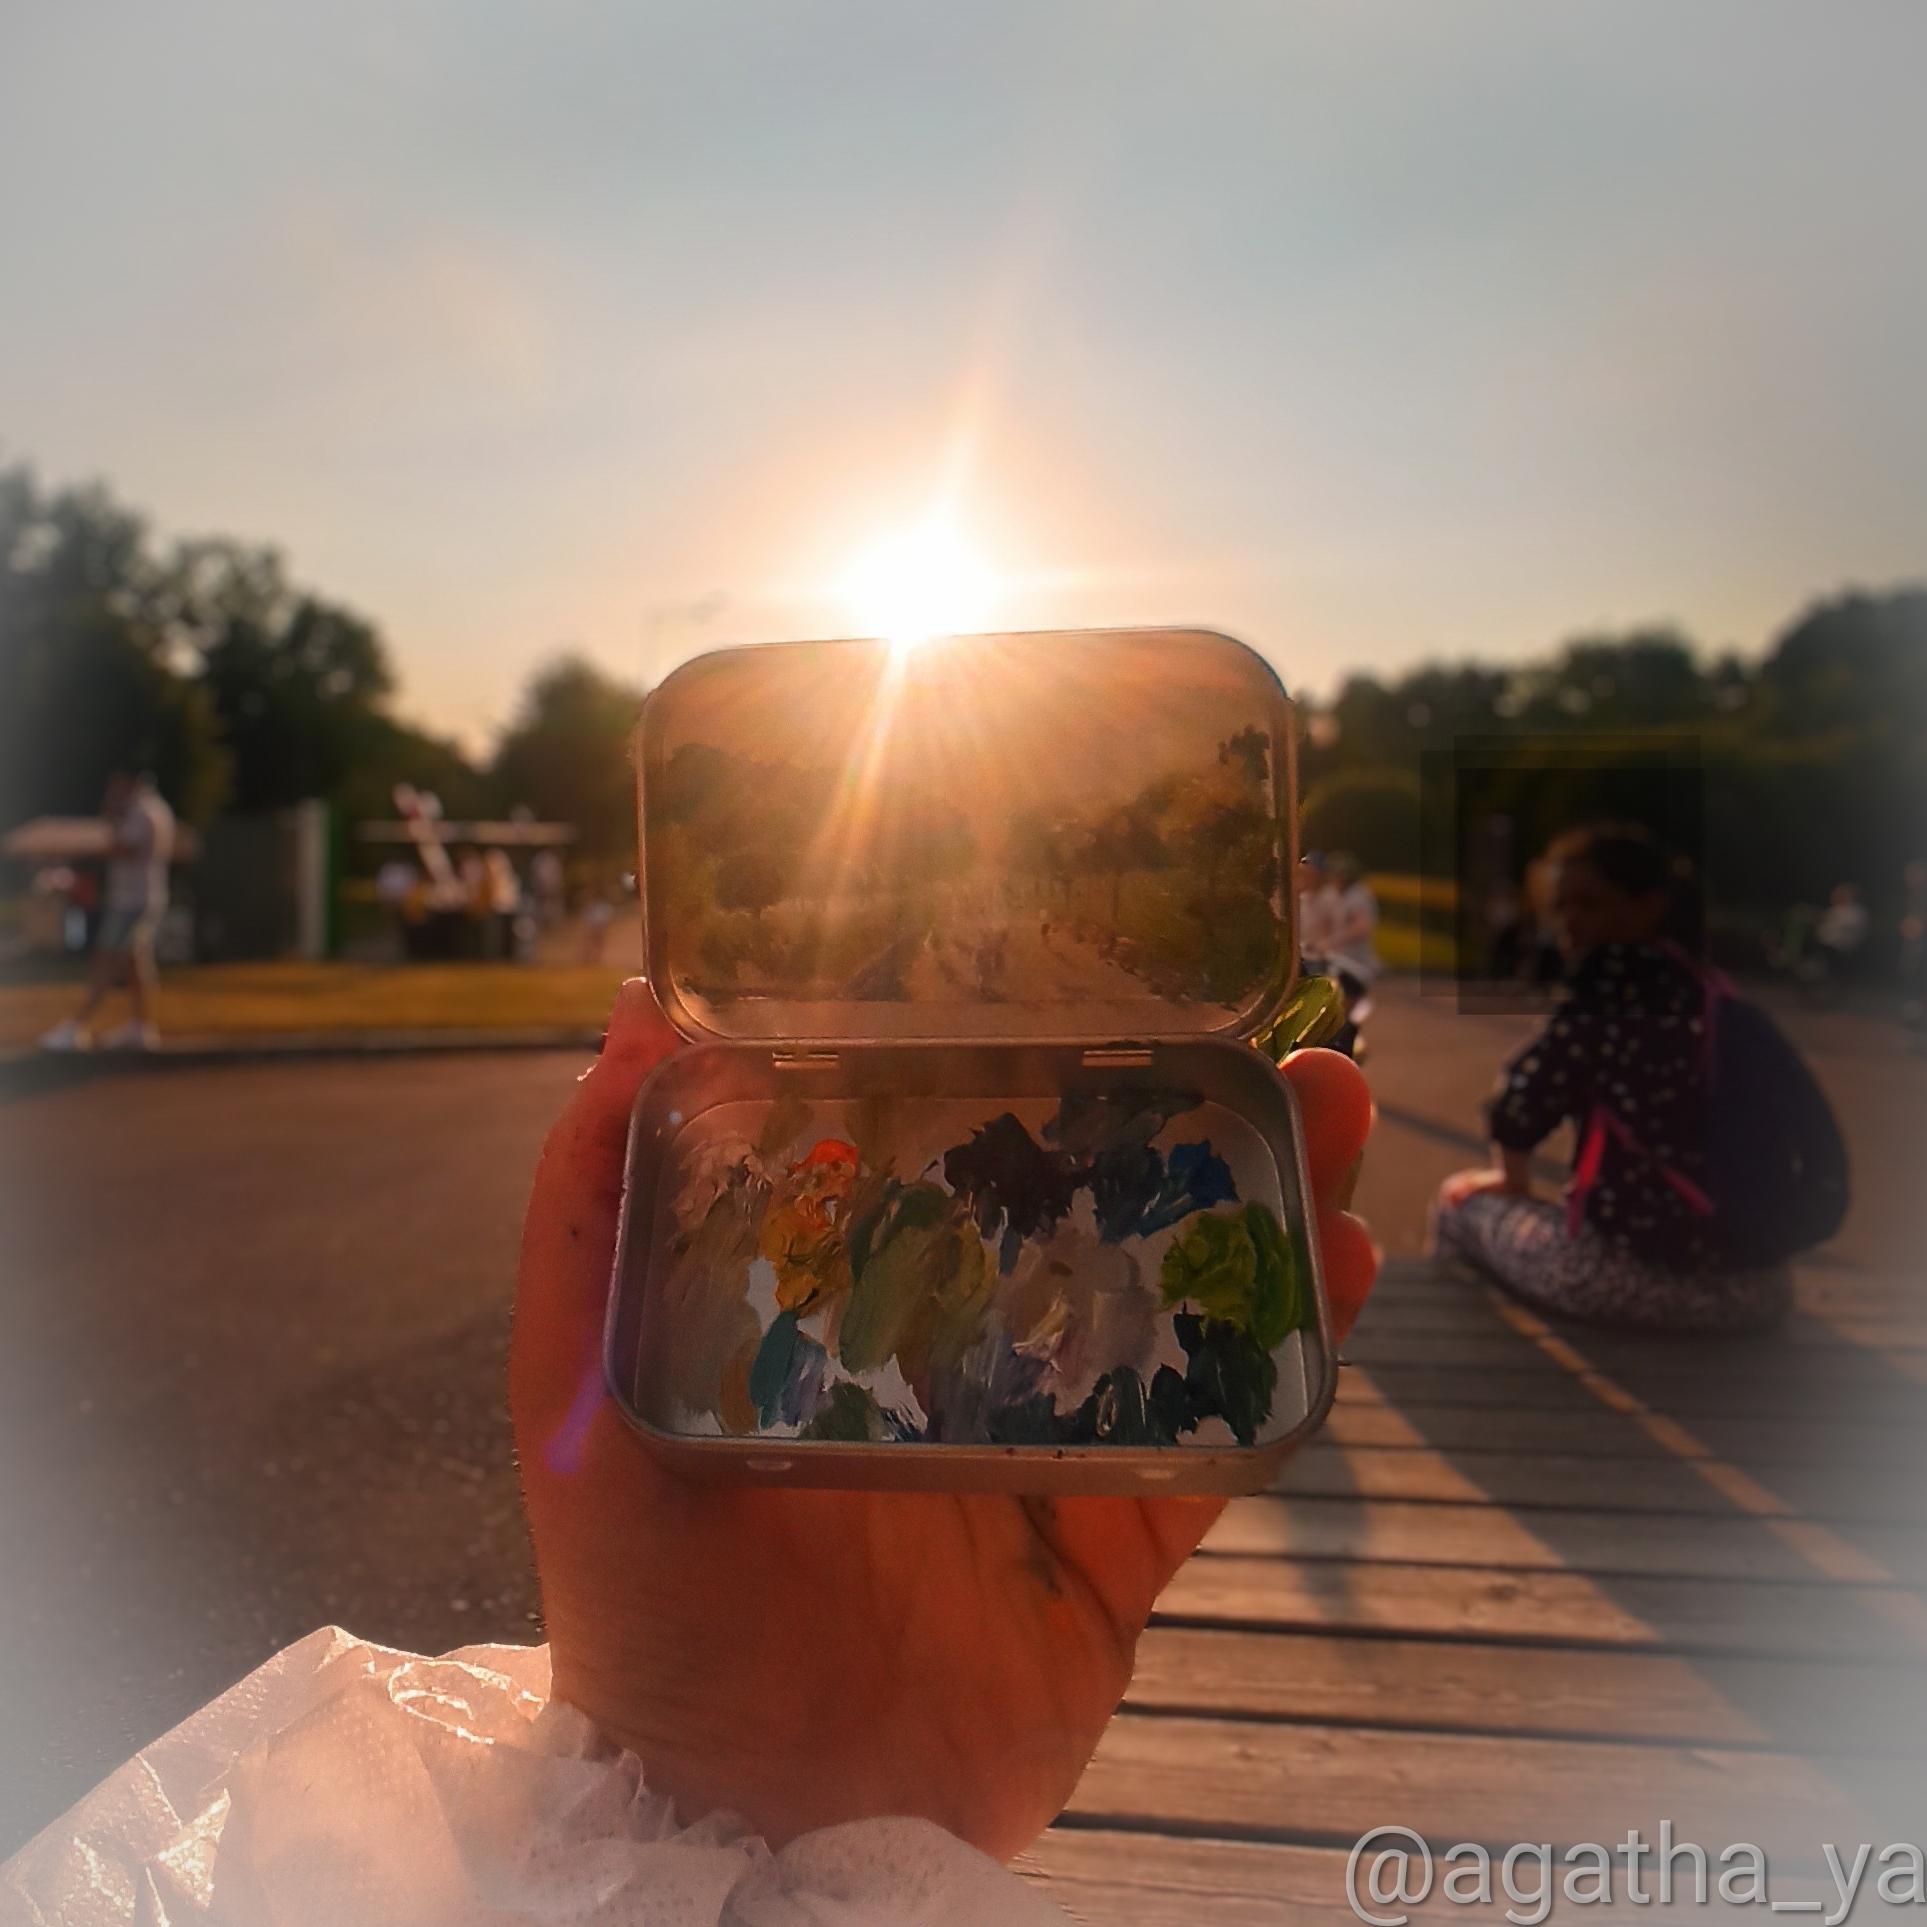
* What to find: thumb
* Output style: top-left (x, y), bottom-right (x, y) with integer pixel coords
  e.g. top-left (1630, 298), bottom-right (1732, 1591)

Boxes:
top-left (510, 979), bottom-right (682, 1440)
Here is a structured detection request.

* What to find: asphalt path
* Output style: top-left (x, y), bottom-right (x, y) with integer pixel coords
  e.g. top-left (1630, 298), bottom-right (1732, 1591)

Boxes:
top-left (0, 1048), bottom-right (588, 1854)
top-left (0, 977), bottom-right (1918, 1859)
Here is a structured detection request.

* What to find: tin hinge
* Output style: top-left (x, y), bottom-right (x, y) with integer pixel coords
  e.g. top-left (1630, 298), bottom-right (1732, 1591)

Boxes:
top-left (1081, 1047), bottom-right (1154, 1068)
top-left (771, 1049), bottom-right (839, 1071)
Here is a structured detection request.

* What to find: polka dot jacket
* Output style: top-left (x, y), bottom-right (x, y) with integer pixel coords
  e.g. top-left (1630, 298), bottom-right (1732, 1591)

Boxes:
top-left (1487, 941), bottom-right (1717, 1270)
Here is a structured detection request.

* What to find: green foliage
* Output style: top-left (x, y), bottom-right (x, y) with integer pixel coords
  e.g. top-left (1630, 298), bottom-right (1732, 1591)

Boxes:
top-left (0, 464), bottom-right (486, 840)
top-left (648, 740), bottom-right (975, 995)
top-left (1009, 727), bottom-right (1285, 1006)
top-left (0, 467), bottom-right (226, 827)
top-left (1298, 593), bottom-right (1927, 926)
top-left (1300, 766), bottom-right (1421, 873)
top-left (491, 655), bottom-right (647, 861)
top-left (171, 539), bottom-right (430, 815)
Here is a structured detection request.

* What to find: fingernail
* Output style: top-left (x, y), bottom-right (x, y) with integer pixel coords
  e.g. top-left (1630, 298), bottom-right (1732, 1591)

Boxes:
top-left (596, 978), bottom-right (678, 1068)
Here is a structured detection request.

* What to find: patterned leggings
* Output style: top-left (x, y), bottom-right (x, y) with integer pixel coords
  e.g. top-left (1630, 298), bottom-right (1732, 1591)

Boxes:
top-left (1432, 1191), bottom-right (1793, 1334)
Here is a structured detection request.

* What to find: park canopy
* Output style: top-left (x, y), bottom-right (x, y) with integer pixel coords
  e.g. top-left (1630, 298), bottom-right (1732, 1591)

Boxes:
top-left (636, 629), bottom-right (1298, 1048)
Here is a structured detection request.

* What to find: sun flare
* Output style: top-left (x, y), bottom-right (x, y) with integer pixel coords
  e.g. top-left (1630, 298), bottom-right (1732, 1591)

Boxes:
top-left (838, 514), bottom-right (998, 649)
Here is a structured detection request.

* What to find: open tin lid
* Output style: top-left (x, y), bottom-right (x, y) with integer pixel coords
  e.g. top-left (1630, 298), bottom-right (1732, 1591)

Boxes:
top-left (637, 627), bottom-right (1298, 1048)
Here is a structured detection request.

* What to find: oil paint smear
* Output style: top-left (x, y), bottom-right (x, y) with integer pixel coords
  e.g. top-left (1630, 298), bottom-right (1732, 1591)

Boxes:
top-left (651, 1090), bottom-right (1312, 1449)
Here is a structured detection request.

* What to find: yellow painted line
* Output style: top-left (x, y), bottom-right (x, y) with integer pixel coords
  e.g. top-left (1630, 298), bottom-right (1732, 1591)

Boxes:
top-left (1487, 1290), bottom-right (1927, 1651)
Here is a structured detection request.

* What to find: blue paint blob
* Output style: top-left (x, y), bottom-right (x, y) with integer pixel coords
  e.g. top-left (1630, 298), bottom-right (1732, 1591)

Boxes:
top-left (1133, 1138), bottom-right (1239, 1237)
top-left (748, 1309), bottom-right (831, 1427)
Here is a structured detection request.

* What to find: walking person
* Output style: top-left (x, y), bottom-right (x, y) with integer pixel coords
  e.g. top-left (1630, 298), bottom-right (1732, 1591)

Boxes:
top-left (1431, 822), bottom-right (1845, 1333)
top-left (1800, 881), bottom-right (1868, 1002)
top-left (1899, 858), bottom-right (1927, 1049)
top-left (40, 772), bottom-right (176, 1052)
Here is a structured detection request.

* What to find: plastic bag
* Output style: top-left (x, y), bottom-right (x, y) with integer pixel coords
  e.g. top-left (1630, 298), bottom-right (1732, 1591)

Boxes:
top-left (1, 1628), bottom-right (1069, 1926)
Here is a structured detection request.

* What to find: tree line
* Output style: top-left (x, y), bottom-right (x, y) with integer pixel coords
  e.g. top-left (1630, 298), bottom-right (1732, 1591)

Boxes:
top-left (0, 464), bottom-right (644, 865)
top-left (5, 460), bottom-right (1920, 932)
top-left (1299, 597), bottom-right (1925, 933)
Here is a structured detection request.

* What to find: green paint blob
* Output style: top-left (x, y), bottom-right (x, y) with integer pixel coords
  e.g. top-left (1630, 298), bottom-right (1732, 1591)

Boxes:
top-left (1244, 1201), bottom-right (1305, 1352)
top-left (1158, 1201), bottom-right (1308, 1352)
top-left (841, 1179), bottom-right (992, 1377)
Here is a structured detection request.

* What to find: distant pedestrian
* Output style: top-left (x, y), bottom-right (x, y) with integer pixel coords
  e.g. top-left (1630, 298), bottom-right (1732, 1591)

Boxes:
top-left (530, 848), bottom-right (566, 931)
top-left (40, 772), bottom-right (175, 1052)
top-left (1899, 859), bottom-right (1926, 1048)
top-left (578, 893), bottom-right (616, 963)
top-left (1810, 882), bottom-right (1868, 975)
top-left (1482, 877), bottom-right (1524, 982)
top-left (1295, 853), bottom-right (1338, 971)
top-left (1324, 851), bottom-right (1379, 997)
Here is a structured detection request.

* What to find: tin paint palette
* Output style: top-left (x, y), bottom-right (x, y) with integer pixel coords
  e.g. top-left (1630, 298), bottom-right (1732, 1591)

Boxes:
top-left (607, 629), bottom-right (1337, 1494)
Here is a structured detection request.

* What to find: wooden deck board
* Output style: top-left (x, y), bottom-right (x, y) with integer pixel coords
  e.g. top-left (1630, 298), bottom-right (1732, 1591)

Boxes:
top-left (1024, 982), bottom-right (1927, 1925)
top-left (1156, 1552), bottom-right (1927, 1660)
top-left (1018, 1831), bottom-right (1843, 1926)
top-left (1125, 1626), bottom-right (1927, 1754)
top-left (1064, 1712), bottom-right (1892, 1855)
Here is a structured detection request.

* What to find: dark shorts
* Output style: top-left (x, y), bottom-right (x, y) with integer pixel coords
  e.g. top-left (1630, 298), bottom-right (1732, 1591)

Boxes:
top-left (96, 906), bottom-right (161, 960)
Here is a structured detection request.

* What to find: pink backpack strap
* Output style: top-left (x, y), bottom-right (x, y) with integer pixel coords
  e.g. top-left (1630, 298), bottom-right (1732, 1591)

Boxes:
top-left (1565, 945), bottom-right (1722, 1240)
top-left (1565, 1104), bottom-right (1610, 1238)
top-left (1566, 1098), bottom-right (1714, 1240)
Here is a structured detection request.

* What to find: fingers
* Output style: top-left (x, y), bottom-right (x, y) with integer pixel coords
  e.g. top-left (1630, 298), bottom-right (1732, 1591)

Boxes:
top-left (510, 979), bottom-right (683, 1435)
top-left (1280, 1048), bottom-right (1374, 1199)
top-left (1041, 1493), bottom-right (1228, 1644)
top-left (1280, 1047), bottom-right (1379, 1344)
top-left (1318, 1210), bottom-right (1378, 1341)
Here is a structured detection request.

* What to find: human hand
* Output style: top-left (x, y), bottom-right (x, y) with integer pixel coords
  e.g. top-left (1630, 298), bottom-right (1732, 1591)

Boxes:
top-left (510, 980), bottom-right (1378, 1861)
top-left (1437, 1164), bottom-right (1518, 1210)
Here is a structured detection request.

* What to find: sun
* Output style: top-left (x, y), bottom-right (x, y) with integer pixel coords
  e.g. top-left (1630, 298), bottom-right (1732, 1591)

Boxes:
top-left (837, 513), bottom-right (999, 650)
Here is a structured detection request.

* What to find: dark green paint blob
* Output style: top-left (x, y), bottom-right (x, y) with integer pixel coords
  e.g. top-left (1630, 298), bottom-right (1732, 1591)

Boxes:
top-left (801, 1380), bottom-right (884, 1441)
top-left (1173, 1309), bottom-right (1278, 1448)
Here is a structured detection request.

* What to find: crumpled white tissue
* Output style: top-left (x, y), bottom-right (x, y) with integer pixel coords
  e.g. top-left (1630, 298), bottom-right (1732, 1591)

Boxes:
top-left (0, 1628), bottom-right (1071, 1927)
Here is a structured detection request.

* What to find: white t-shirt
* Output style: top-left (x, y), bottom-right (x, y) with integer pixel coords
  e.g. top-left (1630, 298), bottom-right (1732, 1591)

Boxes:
top-left (1297, 882), bottom-right (1341, 961)
top-left (1329, 881), bottom-right (1380, 983)
top-left (104, 787), bottom-right (174, 916)
top-left (1815, 900), bottom-right (1868, 955)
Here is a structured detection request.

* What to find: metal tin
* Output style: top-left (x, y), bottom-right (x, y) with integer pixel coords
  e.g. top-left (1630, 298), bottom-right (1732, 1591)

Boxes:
top-left (608, 628), bottom-right (1336, 1494)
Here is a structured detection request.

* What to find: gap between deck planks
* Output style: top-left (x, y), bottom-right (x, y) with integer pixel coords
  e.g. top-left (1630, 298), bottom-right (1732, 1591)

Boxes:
top-left (1201, 1493), bottom-right (1927, 1587)
top-left (1059, 1708), bottom-right (1910, 1863)
top-left (1124, 1626), bottom-right (1927, 1755)
top-left (1155, 1551), bottom-right (1927, 1661)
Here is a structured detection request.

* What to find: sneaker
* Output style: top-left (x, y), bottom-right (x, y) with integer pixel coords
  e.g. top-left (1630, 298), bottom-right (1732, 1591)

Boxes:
top-left (38, 1019), bottom-right (89, 1052)
top-left (98, 1021), bottom-right (161, 1052)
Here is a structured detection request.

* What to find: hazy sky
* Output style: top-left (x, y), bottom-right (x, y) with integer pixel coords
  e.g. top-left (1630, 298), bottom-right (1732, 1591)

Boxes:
top-left (4, 2), bottom-right (1924, 746)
